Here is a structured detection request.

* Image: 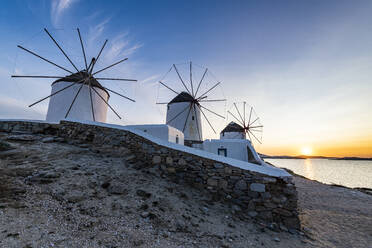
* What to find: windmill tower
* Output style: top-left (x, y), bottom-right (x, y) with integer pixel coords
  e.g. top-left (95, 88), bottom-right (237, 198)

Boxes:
top-left (12, 28), bottom-right (136, 123)
top-left (157, 62), bottom-right (226, 145)
top-left (222, 102), bottom-right (263, 144)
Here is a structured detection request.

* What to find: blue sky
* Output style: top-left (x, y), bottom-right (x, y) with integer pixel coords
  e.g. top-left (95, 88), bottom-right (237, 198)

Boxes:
top-left (0, 0), bottom-right (371, 156)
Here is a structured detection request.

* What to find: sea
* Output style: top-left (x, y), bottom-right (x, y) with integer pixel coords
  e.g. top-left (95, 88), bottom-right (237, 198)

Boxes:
top-left (264, 158), bottom-right (372, 189)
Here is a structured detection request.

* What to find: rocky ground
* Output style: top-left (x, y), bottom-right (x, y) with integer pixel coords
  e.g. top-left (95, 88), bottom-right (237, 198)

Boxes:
top-left (0, 132), bottom-right (371, 248)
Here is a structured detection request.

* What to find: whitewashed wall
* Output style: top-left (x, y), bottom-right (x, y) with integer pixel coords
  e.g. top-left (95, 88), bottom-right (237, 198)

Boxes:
top-left (220, 131), bottom-right (246, 140)
top-left (166, 102), bottom-right (202, 141)
top-left (125, 124), bottom-right (184, 145)
top-left (46, 81), bottom-right (109, 123)
top-left (203, 139), bottom-right (264, 165)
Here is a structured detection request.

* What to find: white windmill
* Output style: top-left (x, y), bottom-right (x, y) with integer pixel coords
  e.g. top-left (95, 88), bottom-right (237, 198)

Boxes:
top-left (12, 28), bottom-right (136, 123)
top-left (157, 62), bottom-right (226, 145)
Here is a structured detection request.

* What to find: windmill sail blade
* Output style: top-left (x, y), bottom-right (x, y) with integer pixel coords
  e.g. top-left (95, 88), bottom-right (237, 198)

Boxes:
top-left (249, 117), bottom-right (259, 126)
top-left (199, 99), bottom-right (226, 102)
top-left (249, 125), bottom-right (263, 129)
top-left (44, 28), bottom-right (79, 72)
top-left (91, 39), bottom-right (108, 72)
top-left (93, 58), bottom-right (128, 75)
top-left (183, 103), bottom-right (193, 132)
top-left (173, 64), bottom-right (191, 95)
top-left (95, 77), bottom-right (137, 82)
top-left (197, 105), bottom-right (216, 134)
top-left (192, 104), bottom-right (202, 140)
top-left (248, 129), bottom-right (262, 144)
top-left (234, 103), bottom-right (245, 124)
top-left (103, 87), bottom-right (135, 102)
top-left (77, 28), bottom-right (88, 70)
top-left (197, 82), bottom-right (220, 100)
top-left (166, 103), bottom-right (191, 125)
top-left (199, 105), bottom-right (225, 119)
top-left (227, 110), bottom-right (244, 126)
top-left (91, 86), bottom-right (122, 119)
top-left (17, 45), bottom-right (73, 74)
top-left (65, 83), bottom-right (85, 118)
top-left (11, 75), bottom-right (64, 79)
top-left (189, 61), bottom-right (194, 97)
top-left (88, 84), bottom-right (95, 121)
top-left (243, 102), bottom-right (246, 125)
top-left (159, 81), bottom-right (179, 95)
top-left (248, 107), bottom-right (253, 126)
top-left (194, 68), bottom-right (207, 97)
top-left (246, 130), bottom-right (252, 142)
top-left (156, 102), bottom-right (169, 104)
top-left (28, 79), bottom-right (84, 107)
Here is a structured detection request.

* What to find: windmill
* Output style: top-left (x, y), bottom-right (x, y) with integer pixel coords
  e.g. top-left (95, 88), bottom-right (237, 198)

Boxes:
top-left (221, 102), bottom-right (263, 145)
top-left (157, 62), bottom-right (226, 143)
top-left (11, 28), bottom-right (136, 123)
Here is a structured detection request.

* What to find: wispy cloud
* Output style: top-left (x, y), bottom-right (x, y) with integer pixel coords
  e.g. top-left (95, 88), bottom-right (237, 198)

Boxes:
top-left (103, 33), bottom-right (143, 64)
top-left (50, 0), bottom-right (78, 27)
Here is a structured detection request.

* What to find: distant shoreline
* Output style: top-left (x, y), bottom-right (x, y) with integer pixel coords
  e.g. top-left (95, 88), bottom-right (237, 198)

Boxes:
top-left (261, 154), bottom-right (372, 161)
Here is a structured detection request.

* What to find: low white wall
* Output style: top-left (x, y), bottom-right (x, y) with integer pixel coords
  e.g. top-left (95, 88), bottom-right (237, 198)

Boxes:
top-left (125, 124), bottom-right (184, 145)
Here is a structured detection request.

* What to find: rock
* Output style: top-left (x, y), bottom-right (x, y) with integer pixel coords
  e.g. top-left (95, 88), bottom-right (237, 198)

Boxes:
top-left (267, 223), bottom-right (279, 232)
top-left (272, 195), bottom-right (287, 204)
top-left (6, 134), bottom-right (38, 142)
top-left (284, 217), bottom-right (301, 229)
top-left (248, 211), bottom-right (258, 217)
top-left (214, 163), bottom-right (224, 169)
top-left (41, 137), bottom-right (55, 143)
top-left (66, 191), bottom-right (86, 203)
top-left (247, 200), bottom-right (255, 210)
top-left (165, 157), bottom-right (173, 165)
top-left (279, 223), bottom-right (288, 232)
top-left (166, 167), bottom-right (176, 173)
top-left (250, 183), bottom-right (265, 192)
top-left (263, 177), bottom-right (277, 183)
top-left (152, 156), bottom-right (161, 164)
top-left (274, 237), bottom-right (280, 242)
top-left (178, 158), bottom-right (186, 166)
top-left (136, 189), bottom-right (151, 198)
top-left (273, 208), bottom-right (293, 217)
top-left (107, 183), bottom-right (128, 195)
top-left (234, 180), bottom-right (247, 190)
top-left (140, 211), bottom-right (149, 218)
top-left (207, 178), bottom-right (218, 186)
top-left (101, 182), bottom-right (110, 189)
top-left (0, 141), bottom-right (14, 151)
top-left (218, 179), bottom-right (228, 189)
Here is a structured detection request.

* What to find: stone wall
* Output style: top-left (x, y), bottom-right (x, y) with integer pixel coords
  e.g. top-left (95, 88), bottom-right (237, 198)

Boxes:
top-left (0, 120), bottom-right (300, 229)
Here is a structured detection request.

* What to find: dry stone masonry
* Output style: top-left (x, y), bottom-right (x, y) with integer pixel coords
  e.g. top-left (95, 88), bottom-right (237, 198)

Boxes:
top-left (0, 120), bottom-right (300, 229)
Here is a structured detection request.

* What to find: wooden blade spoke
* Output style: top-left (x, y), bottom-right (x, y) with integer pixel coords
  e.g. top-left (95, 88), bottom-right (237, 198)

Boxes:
top-left (246, 130), bottom-right (252, 142)
top-left (91, 39), bottom-right (108, 72)
top-left (91, 86), bottom-right (122, 119)
top-left (183, 103), bottom-right (193, 132)
top-left (243, 102), bottom-right (246, 125)
top-left (194, 68), bottom-right (207, 98)
top-left (234, 103), bottom-right (245, 125)
top-left (197, 105), bottom-right (216, 134)
top-left (197, 82), bottom-right (220, 100)
top-left (103, 87), bottom-right (135, 102)
top-left (17, 45), bottom-right (73, 74)
top-left (248, 107), bottom-right (253, 126)
top-left (200, 105), bottom-right (225, 119)
top-left (173, 64), bottom-right (191, 95)
top-left (249, 125), bottom-right (263, 129)
top-left (192, 104), bottom-right (202, 140)
top-left (249, 117), bottom-right (259, 126)
top-left (44, 28), bottom-right (79, 72)
top-left (156, 102), bottom-right (169, 104)
top-left (28, 78), bottom-right (85, 107)
top-left (159, 81), bottom-right (179, 95)
top-left (11, 75), bottom-right (64, 79)
top-left (227, 110), bottom-right (244, 126)
top-left (199, 99), bottom-right (226, 102)
top-left (77, 28), bottom-right (88, 70)
top-left (166, 103), bottom-right (191, 125)
top-left (88, 84), bottom-right (95, 121)
top-left (65, 82), bottom-right (85, 118)
top-left (93, 58), bottom-right (128, 76)
top-left (95, 77), bottom-right (137, 82)
top-left (190, 61), bottom-right (194, 97)
top-left (248, 129), bottom-right (262, 144)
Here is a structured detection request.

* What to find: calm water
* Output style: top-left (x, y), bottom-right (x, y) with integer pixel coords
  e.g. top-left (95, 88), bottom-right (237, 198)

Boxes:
top-left (265, 158), bottom-right (372, 189)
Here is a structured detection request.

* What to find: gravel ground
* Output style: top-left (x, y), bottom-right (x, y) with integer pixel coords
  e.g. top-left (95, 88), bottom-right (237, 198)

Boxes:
top-left (0, 132), bottom-right (370, 248)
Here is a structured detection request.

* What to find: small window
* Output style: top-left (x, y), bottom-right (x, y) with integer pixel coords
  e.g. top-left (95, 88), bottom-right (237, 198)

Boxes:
top-left (192, 116), bottom-right (195, 120)
top-left (176, 135), bottom-right (179, 144)
top-left (167, 106), bottom-right (170, 110)
top-left (218, 148), bottom-right (227, 157)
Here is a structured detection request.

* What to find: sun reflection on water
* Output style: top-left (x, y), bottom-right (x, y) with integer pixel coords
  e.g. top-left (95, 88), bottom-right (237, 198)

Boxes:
top-left (304, 159), bottom-right (314, 180)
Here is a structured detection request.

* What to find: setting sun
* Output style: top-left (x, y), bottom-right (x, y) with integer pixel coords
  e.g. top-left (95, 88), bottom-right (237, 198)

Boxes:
top-left (301, 147), bottom-right (312, 156)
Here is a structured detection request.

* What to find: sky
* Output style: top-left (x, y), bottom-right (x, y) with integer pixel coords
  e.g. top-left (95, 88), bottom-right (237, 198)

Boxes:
top-left (0, 0), bottom-right (371, 157)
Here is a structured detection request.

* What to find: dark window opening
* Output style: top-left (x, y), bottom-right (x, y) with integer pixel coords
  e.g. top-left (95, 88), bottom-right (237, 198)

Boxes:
top-left (176, 135), bottom-right (179, 144)
top-left (192, 116), bottom-right (195, 120)
top-left (247, 146), bottom-right (260, 164)
top-left (218, 148), bottom-right (227, 157)
top-left (167, 106), bottom-right (170, 110)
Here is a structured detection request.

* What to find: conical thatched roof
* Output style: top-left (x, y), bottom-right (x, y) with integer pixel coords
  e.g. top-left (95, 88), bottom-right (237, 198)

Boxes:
top-left (220, 121), bottom-right (245, 133)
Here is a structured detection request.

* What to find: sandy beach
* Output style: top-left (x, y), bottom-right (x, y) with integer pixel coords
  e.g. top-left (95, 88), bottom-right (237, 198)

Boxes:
top-left (0, 133), bottom-right (371, 247)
